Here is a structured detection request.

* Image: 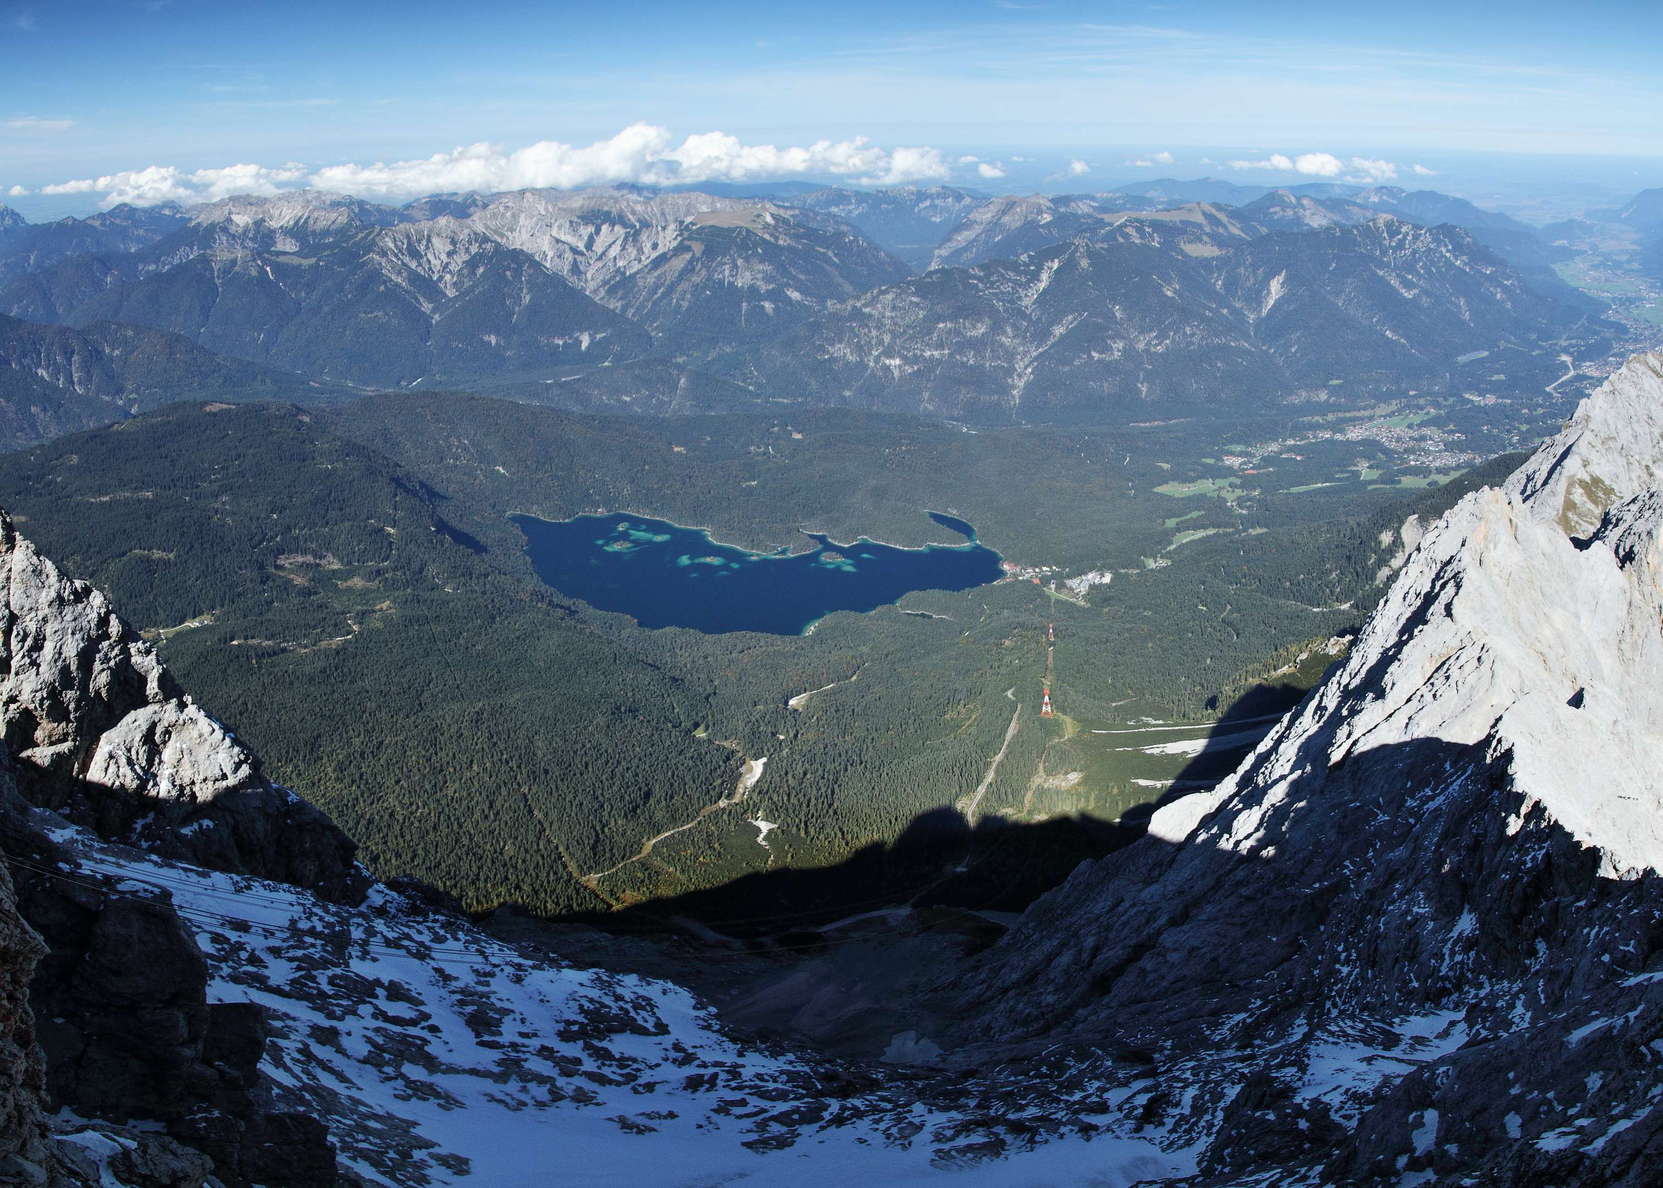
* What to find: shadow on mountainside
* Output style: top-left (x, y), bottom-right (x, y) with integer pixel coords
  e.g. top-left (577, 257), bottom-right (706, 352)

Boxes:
top-left (538, 683), bottom-right (1315, 941)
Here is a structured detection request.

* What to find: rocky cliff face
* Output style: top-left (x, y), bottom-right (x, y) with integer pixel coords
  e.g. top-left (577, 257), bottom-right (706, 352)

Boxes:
top-left (416, 188), bottom-right (912, 341)
top-left (0, 507), bottom-right (363, 901)
top-left (1, 772), bottom-right (340, 1187)
top-left (948, 351), bottom-right (1663, 1181)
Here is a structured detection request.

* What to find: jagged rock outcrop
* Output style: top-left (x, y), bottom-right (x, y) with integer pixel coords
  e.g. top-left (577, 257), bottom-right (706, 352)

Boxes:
top-left (1, 770), bottom-right (342, 1187)
top-left (949, 351), bottom-right (1663, 1181)
top-left (0, 510), bottom-right (362, 1184)
top-left (0, 507), bottom-right (363, 901)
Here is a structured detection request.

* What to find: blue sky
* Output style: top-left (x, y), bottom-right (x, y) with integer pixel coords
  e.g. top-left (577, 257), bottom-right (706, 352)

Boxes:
top-left (3, 0), bottom-right (1660, 215)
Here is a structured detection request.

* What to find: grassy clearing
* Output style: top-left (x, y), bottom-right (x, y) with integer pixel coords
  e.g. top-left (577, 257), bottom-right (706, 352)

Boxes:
top-left (1167, 527), bottom-right (1228, 550)
top-left (1155, 476), bottom-right (1243, 499)
top-left (1369, 469), bottom-right (1465, 490)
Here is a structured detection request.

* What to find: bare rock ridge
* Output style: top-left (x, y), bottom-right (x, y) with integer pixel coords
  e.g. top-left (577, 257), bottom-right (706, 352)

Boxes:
top-left (0, 185), bottom-right (1596, 418)
top-left (950, 350), bottom-right (1663, 1182)
top-left (0, 508), bottom-right (363, 901)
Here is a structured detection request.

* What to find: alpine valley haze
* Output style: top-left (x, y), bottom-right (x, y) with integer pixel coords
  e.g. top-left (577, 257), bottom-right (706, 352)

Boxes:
top-left (1, 1), bottom-right (1662, 1185)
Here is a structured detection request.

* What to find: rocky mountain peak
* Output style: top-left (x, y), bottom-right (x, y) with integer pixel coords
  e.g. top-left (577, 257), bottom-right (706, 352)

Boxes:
top-left (1142, 352), bottom-right (1663, 879)
top-left (1510, 350), bottom-right (1663, 535)
top-left (0, 507), bottom-right (363, 900)
top-left (189, 189), bottom-right (401, 233)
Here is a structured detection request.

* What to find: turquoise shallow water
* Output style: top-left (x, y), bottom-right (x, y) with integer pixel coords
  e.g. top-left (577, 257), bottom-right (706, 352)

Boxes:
top-left (511, 511), bottom-right (1003, 635)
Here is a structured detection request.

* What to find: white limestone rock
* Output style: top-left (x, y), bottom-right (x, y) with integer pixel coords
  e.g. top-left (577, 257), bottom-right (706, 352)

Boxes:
top-left (84, 701), bottom-right (258, 808)
top-left (0, 509), bottom-right (177, 776)
top-left (0, 508), bottom-right (361, 898)
top-left (1178, 350), bottom-right (1663, 878)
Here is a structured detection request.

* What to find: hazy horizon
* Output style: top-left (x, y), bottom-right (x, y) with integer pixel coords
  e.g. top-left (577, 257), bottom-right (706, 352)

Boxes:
top-left (4, 0), bottom-right (1659, 221)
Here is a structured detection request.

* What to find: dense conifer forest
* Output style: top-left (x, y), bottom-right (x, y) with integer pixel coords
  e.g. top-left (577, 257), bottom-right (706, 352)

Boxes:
top-left (0, 397), bottom-right (1510, 914)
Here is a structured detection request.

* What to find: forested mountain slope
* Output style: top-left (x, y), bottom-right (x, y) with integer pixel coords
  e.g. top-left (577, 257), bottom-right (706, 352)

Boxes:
top-left (0, 391), bottom-right (1521, 918)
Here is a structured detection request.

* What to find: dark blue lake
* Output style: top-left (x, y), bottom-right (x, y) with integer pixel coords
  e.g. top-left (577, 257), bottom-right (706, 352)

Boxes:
top-left (511, 511), bottom-right (1003, 635)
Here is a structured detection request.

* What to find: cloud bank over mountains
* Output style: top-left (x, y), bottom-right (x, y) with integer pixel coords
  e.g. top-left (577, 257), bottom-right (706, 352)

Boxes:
top-left (14, 122), bottom-right (1440, 209)
top-left (25, 123), bottom-right (953, 207)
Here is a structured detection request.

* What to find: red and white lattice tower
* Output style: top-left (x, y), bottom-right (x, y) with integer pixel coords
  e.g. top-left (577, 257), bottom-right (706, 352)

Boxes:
top-left (1040, 686), bottom-right (1054, 717)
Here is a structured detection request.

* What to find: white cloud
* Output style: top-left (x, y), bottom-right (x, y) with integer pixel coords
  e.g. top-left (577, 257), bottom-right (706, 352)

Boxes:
top-left (957, 154), bottom-right (980, 164)
top-left (869, 145), bottom-right (952, 186)
top-left (1346, 156), bottom-right (1398, 183)
top-left (43, 162), bottom-right (307, 206)
top-left (1067, 159), bottom-right (1090, 176)
top-left (1228, 152), bottom-right (1296, 172)
top-left (38, 124), bottom-right (953, 208)
top-left (1227, 150), bottom-right (1400, 182)
top-left (1411, 163), bottom-right (1437, 176)
top-left (976, 161), bottom-right (1007, 180)
top-left (1292, 151), bottom-right (1344, 177)
top-left (311, 124), bottom-right (948, 198)
top-left (1126, 149), bottom-right (1175, 167)
top-left (37, 177), bottom-right (98, 195)
top-left (4, 116), bottom-right (74, 132)
top-left (6, 185), bottom-right (26, 197)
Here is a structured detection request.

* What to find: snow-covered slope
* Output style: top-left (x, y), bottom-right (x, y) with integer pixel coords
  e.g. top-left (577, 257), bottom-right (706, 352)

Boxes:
top-left (20, 812), bottom-right (1194, 1187)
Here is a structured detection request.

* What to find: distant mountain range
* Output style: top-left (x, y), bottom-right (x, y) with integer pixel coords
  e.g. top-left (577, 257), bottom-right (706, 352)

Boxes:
top-left (0, 312), bottom-right (335, 448)
top-left (0, 201), bottom-right (187, 286)
top-left (0, 179), bottom-right (1622, 434)
top-left (1617, 187), bottom-right (1663, 281)
top-left (724, 216), bottom-right (1597, 421)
